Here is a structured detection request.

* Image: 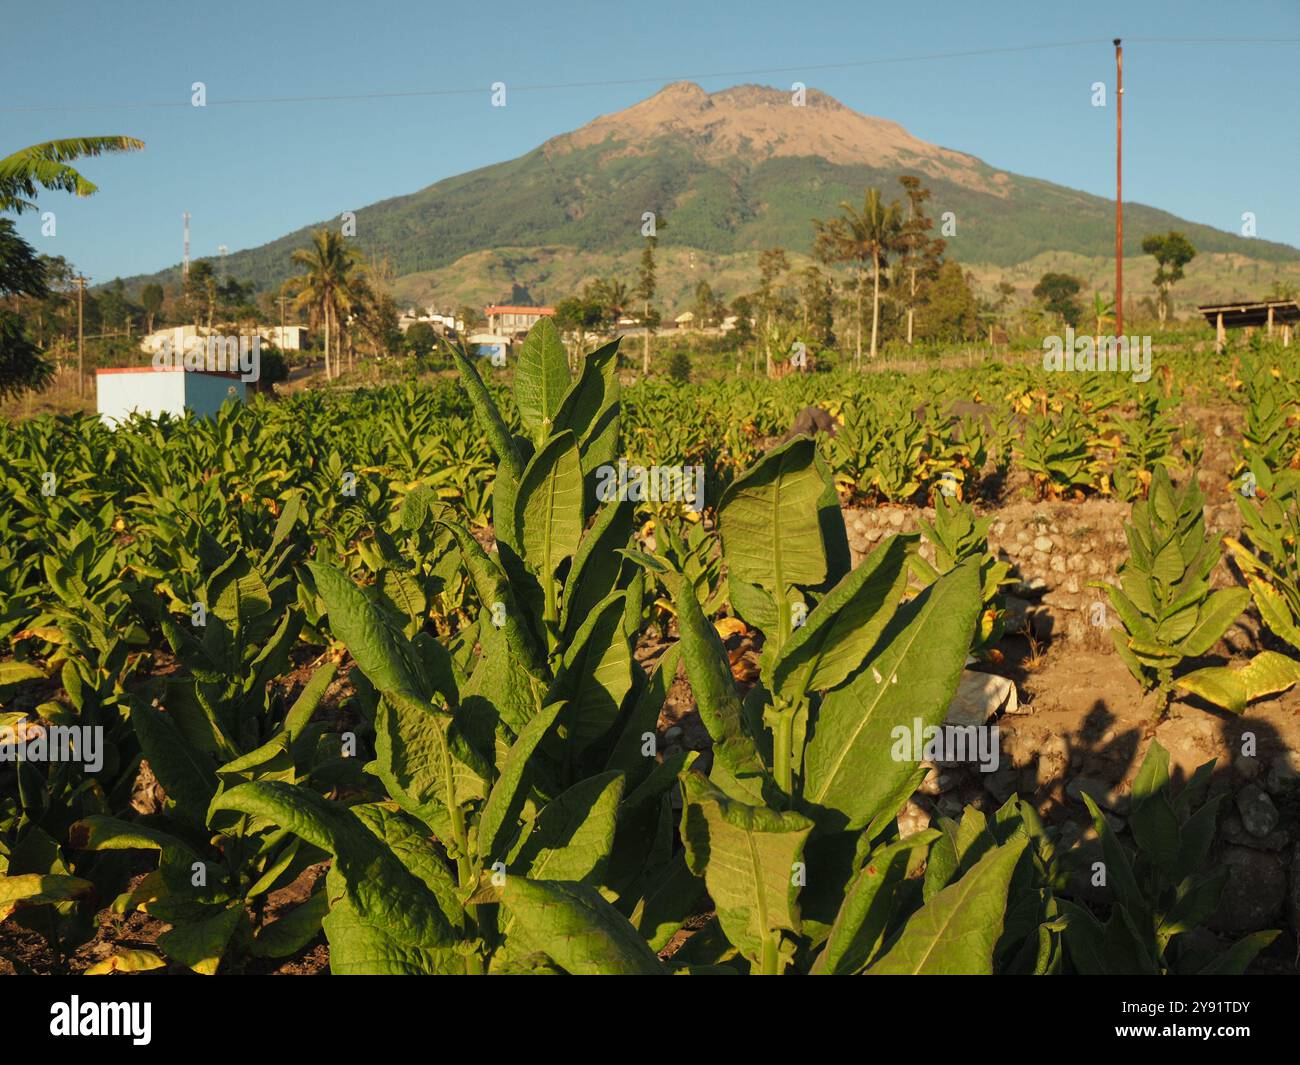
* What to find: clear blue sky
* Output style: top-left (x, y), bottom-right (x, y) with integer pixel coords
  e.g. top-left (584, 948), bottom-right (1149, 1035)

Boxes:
top-left (4, 0), bottom-right (1297, 281)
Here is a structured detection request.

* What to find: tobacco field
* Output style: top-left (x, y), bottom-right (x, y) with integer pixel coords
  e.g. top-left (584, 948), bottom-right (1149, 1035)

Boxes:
top-left (2, 319), bottom-right (1299, 975)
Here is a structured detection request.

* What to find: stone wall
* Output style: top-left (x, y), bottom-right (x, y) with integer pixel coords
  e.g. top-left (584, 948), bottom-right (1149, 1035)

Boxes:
top-left (842, 497), bottom-right (1245, 643)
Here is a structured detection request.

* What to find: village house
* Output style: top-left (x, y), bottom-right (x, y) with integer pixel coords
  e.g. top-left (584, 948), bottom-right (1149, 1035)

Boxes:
top-left (485, 305), bottom-right (555, 337)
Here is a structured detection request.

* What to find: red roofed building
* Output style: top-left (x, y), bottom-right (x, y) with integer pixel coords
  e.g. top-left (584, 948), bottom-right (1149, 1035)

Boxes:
top-left (485, 305), bottom-right (555, 336)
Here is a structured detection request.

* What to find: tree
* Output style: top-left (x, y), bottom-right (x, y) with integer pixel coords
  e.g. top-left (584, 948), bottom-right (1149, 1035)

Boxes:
top-left (284, 228), bottom-right (366, 380)
top-left (0, 218), bottom-right (48, 298)
top-left (141, 282), bottom-right (164, 332)
top-left (592, 278), bottom-right (629, 326)
top-left (404, 321), bottom-right (437, 358)
top-left (356, 287), bottom-right (402, 360)
top-left (97, 278), bottom-right (136, 334)
top-left (456, 304), bottom-right (483, 337)
top-left (729, 294), bottom-right (755, 346)
top-left (1141, 231), bottom-right (1197, 326)
top-left (0, 218), bottom-right (52, 398)
top-left (692, 280), bottom-right (725, 328)
top-left (894, 176), bottom-right (946, 344)
top-left (553, 292), bottom-right (606, 338)
top-left (813, 188), bottom-right (903, 367)
top-left (0, 136), bottom-right (144, 214)
top-left (915, 261), bottom-right (980, 342)
top-left (799, 266), bottom-right (835, 348)
top-left (1033, 272), bottom-right (1084, 329)
top-left (0, 137), bottom-right (142, 399)
top-left (186, 260), bottom-right (216, 330)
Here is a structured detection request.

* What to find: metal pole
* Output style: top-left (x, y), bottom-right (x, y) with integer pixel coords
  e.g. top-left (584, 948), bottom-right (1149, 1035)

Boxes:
top-left (1114, 38), bottom-right (1124, 338)
top-left (75, 275), bottom-right (87, 397)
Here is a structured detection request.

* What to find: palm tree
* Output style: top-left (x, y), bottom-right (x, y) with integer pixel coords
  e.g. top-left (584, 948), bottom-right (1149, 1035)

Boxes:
top-left (0, 137), bottom-right (144, 214)
top-left (284, 229), bottom-right (366, 380)
top-left (813, 188), bottom-right (903, 368)
top-left (602, 278), bottom-right (629, 326)
top-left (1, 136), bottom-right (143, 398)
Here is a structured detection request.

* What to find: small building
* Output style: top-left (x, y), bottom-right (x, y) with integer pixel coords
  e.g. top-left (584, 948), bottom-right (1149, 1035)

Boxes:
top-left (260, 325), bottom-right (310, 350)
top-left (673, 311), bottom-right (696, 329)
top-left (484, 305), bottom-right (555, 336)
top-left (399, 312), bottom-right (463, 336)
top-left (467, 332), bottom-right (511, 362)
top-left (1199, 300), bottom-right (1299, 352)
top-left (140, 324), bottom-right (204, 355)
top-left (96, 366), bottom-right (246, 426)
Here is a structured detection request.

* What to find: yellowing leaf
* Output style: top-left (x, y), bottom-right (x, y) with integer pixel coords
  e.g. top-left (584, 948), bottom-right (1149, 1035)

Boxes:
top-left (84, 949), bottom-right (166, 975)
top-left (713, 617), bottom-right (748, 640)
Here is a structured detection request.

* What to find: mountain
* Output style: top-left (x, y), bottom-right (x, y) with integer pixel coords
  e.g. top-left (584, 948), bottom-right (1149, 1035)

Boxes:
top-left (117, 82), bottom-right (1300, 308)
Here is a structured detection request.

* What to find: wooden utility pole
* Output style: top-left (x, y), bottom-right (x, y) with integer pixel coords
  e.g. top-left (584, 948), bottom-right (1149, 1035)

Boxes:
top-left (74, 275), bottom-right (88, 397)
top-left (277, 294), bottom-right (289, 349)
top-left (1114, 38), bottom-right (1124, 338)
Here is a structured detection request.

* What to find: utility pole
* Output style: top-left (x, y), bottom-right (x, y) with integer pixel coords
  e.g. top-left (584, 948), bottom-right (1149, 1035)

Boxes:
top-left (1114, 38), bottom-right (1124, 338)
top-left (74, 275), bottom-right (88, 397)
top-left (277, 294), bottom-right (289, 350)
top-left (218, 244), bottom-right (228, 284)
top-left (182, 212), bottom-right (191, 282)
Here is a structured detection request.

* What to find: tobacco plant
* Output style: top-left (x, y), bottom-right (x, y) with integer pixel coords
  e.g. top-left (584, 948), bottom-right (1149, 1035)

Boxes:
top-left (68, 521), bottom-right (353, 973)
top-left (205, 321), bottom-right (680, 974)
top-left (912, 494), bottom-right (1015, 656)
top-left (1098, 467), bottom-right (1248, 714)
top-left (635, 437), bottom-right (1036, 974)
top-left (1059, 741), bottom-right (1278, 974)
top-left (1017, 410), bottom-right (1097, 500)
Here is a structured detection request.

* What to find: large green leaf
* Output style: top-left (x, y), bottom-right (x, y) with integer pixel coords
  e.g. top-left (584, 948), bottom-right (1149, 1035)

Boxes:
top-left (771, 534), bottom-right (912, 701)
top-left (605, 641), bottom-right (681, 788)
top-left (672, 567), bottom-right (770, 805)
top-left (0, 872), bottom-right (94, 921)
top-left (502, 878), bottom-right (665, 975)
top-left (560, 497), bottom-right (635, 636)
top-left (801, 560), bottom-right (981, 830)
top-left (307, 561), bottom-right (432, 700)
top-left (206, 552), bottom-right (271, 624)
top-left (515, 431), bottom-right (584, 579)
top-left (554, 338), bottom-right (621, 483)
top-left (813, 831), bottom-right (939, 975)
top-left (1179, 587), bottom-right (1250, 656)
top-left (550, 592), bottom-right (633, 756)
top-left (866, 837), bottom-right (1027, 974)
top-left (510, 770), bottom-right (624, 886)
top-left (719, 437), bottom-right (828, 598)
top-left (514, 318), bottom-right (571, 444)
top-left (1247, 574), bottom-right (1300, 649)
top-left (129, 697), bottom-right (218, 826)
top-left (249, 887), bottom-right (329, 959)
top-left (478, 701), bottom-right (564, 864)
top-left (679, 772), bottom-right (812, 968)
top-left (211, 782), bottom-right (457, 958)
top-left (374, 691), bottom-right (490, 831)
top-left (449, 344), bottom-right (523, 480)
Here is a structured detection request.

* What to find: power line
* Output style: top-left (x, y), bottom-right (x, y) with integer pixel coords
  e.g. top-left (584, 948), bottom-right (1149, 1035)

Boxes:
top-left (3, 36), bottom-right (1296, 115)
